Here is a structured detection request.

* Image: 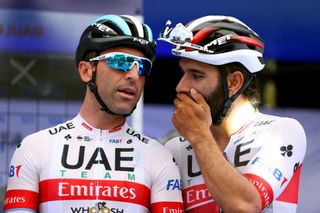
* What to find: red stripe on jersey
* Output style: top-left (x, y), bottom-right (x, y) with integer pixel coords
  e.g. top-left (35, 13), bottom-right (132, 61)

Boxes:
top-left (182, 183), bottom-right (217, 210)
top-left (108, 126), bottom-right (122, 133)
top-left (245, 173), bottom-right (274, 210)
top-left (3, 189), bottom-right (38, 211)
top-left (151, 201), bottom-right (184, 213)
top-left (234, 121), bottom-right (254, 135)
top-left (276, 164), bottom-right (302, 204)
top-left (39, 179), bottom-right (151, 209)
top-left (81, 122), bottom-right (92, 131)
top-left (186, 201), bottom-right (220, 213)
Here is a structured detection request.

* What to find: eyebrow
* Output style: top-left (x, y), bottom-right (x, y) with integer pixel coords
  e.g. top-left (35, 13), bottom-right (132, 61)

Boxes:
top-left (180, 66), bottom-right (206, 75)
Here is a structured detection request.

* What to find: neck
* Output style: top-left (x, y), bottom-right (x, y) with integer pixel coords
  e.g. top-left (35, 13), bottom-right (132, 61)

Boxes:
top-left (211, 96), bottom-right (257, 151)
top-left (79, 90), bottom-right (126, 130)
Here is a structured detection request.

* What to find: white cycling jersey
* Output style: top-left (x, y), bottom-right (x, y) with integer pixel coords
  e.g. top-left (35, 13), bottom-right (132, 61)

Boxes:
top-left (165, 112), bottom-right (306, 213)
top-left (4, 114), bottom-right (184, 213)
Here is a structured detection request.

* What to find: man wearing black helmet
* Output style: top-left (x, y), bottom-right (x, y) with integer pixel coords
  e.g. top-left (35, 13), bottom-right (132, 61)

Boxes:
top-left (3, 14), bottom-right (183, 212)
top-left (159, 16), bottom-right (306, 212)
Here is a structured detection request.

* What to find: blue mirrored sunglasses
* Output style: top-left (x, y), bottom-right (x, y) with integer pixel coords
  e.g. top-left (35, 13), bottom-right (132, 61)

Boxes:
top-left (89, 52), bottom-right (152, 76)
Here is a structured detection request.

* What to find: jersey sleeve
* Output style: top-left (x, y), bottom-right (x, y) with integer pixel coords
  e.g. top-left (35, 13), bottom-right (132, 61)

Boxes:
top-left (243, 118), bottom-right (307, 210)
top-left (149, 141), bottom-right (184, 212)
top-left (3, 135), bottom-right (41, 212)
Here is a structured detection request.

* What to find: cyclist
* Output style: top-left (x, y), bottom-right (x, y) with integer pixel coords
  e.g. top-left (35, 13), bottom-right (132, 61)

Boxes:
top-left (4, 14), bottom-right (183, 213)
top-left (159, 15), bottom-right (306, 212)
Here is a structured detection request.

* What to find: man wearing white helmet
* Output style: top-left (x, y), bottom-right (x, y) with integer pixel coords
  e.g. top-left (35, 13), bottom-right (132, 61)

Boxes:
top-left (159, 15), bottom-right (306, 213)
top-left (3, 14), bottom-right (183, 212)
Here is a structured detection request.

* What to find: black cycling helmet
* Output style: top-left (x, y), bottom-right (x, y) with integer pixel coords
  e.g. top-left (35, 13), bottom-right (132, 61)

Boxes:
top-left (75, 14), bottom-right (156, 66)
top-left (159, 15), bottom-right (265, 125)
top-left (76, 14), bottom-right (156, 117)
top-left (159, 15), bottom-right (264, 73)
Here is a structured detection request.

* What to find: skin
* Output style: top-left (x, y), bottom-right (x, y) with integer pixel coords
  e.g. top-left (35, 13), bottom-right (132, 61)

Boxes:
top-left (172, 58), bottom-right (262, 213)
top-left (77, 47), bottom-right (146, 130)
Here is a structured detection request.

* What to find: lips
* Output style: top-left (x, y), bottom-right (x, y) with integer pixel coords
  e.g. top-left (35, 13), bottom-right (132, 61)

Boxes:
top-left (117, 87), bottom-right (137, 99)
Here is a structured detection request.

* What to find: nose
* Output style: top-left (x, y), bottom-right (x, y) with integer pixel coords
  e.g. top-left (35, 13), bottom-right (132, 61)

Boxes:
top-left (125, 61), bottom-right (140, 81)
top-left (175, 75), bottom-right (190, 93)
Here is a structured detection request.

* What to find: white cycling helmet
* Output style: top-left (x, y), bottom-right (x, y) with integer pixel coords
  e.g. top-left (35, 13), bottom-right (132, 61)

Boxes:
top-left (159, 15), bottom-right (265, 73)
top-left (159, 15), bottom-right (265, 125)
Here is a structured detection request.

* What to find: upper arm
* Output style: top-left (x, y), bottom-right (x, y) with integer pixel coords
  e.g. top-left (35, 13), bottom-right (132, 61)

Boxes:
top-left (243, 118), bottom-right (307, 209)
top-left (149, 143), bottom-right (184, 212)
top-left (4, 137), bottom-right (40, 212)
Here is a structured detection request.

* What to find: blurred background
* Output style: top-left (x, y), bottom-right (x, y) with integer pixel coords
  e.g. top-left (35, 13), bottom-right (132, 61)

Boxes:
top-left (0, 0), bottom-right (319, 212)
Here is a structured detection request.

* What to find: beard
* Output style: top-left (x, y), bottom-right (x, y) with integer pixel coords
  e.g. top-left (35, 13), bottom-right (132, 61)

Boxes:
top-left (96, 91), bottom-right (137, 117)
top-left (204, 81), bottom-right (226, 125)
top-left (104, 102), bottom-right (137, 117)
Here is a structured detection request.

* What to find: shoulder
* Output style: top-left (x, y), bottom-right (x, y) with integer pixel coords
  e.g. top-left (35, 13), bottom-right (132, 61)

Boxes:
top-left (125, 125), bottom-right (158, 145)
top-left (124, 125), bottom-right (171, 154)
top-left (252, 112), bottom-right (305, 134)
top-left (254, 113), bottom-right (307, 154)
top-left (20, 118), bottom-right (75, 148)
top-left (9, 120), bottom-right (70, 167)
top-left (45, 118), bottom-right (77, 136)
top-left (256, 112), bottom-right (305, 134)
top-left (164, 136), bottom-right (187, 147)
top-left (163, 135), bottom-right (191, 156)
top-left (125, 126), bottom-right (181, 157)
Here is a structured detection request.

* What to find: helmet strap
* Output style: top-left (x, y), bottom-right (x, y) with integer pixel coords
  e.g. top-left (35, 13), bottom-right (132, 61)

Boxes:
top-left (87, 69), bottom-right (117, 115)
top-left (212, 70), bottom-right (231, 125)
top-left (213, 71), bottom-right (254, 125)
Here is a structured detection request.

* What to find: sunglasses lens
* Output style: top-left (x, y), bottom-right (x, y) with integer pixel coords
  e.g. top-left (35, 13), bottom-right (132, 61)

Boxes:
top-left (107, 54), bottom-right (151, 76)
top-left (169, 23), bottom-right (193, 43)
top-left (138, 59), bottom-right (152, 76)
top-left (107, 55), bottom-right (129, 71)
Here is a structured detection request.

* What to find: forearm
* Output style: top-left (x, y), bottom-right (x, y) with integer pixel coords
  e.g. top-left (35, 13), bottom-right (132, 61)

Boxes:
top-left (191, 132), bottom-right (261, 213)
top-left (172, 90), bottom-right (262, 212)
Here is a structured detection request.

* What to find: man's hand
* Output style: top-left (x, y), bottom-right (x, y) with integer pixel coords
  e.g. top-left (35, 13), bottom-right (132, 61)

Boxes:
top-left (172, 88), bottom-right (212, 142)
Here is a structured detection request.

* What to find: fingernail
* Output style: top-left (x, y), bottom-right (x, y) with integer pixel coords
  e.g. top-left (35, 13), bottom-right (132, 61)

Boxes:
top-left (190, 88), bottom-right (196, 95)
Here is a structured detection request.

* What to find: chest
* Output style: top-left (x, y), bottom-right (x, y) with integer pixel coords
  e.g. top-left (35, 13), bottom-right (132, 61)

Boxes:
top-left (177, 129), bottom-right (266, 187)
top-left (39, 131), bottom-right (149, 183)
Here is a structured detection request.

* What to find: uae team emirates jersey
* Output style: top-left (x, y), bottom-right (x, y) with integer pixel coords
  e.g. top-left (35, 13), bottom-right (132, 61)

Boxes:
top-left (4, 115), bottom-right (184, 213)
top-left (165, 112), bottom-right (306, 213)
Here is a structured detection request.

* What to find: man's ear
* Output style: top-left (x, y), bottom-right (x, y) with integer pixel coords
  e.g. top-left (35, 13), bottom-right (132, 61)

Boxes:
top-left (78, 61), bottom-right (94, 83)
top-left (227, 71), bottom-right (244, 97)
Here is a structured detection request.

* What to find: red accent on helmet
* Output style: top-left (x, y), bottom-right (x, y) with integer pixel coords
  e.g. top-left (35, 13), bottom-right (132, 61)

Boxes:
top-left (191, 27), bottom-right (218, 44)
top-left (231, 35), bottom-right (264, 49)
top-left (185, 27), bottom-right (218, 51)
